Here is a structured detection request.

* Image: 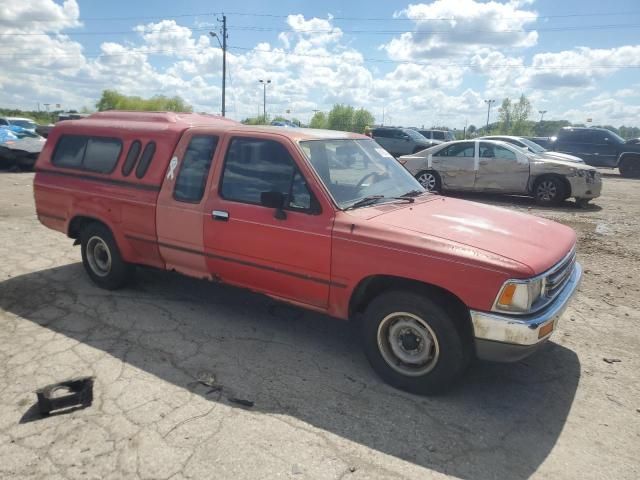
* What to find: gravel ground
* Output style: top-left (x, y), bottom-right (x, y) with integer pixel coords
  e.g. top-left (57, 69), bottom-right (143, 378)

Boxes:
top-left (0, 171), bottom-right (638, 480)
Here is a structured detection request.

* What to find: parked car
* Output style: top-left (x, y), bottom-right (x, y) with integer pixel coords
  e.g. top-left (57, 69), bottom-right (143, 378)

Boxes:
top-left (0, 125), bottom-right (45, 170)
top-left (398, 139), bottom-right (601, 206)
top-left (481, 135), bottom-right (584, 163)
top-left (548, 127), bottom-right (640, 177)
top-left (34, 111), bottom-right (582, 394)
top-left (271, 120), bottom-right (298, 128)
top-left (525, 136), bottom-right (554, 150)
top-left (416, 129), bottom-right (456, 142)
top-left (0, 116), bottom-right (38, 133)
top-left (371, 126), bottom-right (440, 157)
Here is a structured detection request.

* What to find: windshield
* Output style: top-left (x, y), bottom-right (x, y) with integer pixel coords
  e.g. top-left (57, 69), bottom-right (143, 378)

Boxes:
top-left (607, 130), bottom-right (626, 144)
top-left (405, 129), bottom-right (426, 141)
top-left (299, 139), bottom-right (425, 209)
top-left (10, 119), bottom-right (37, 129)
top-left (517, 137), bottom-right (546, 153)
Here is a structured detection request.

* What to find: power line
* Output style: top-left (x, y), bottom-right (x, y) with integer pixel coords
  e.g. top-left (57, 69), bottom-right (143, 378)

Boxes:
top-left (2, 44), bottom-right (639, 70)
top-left (3, 22), bottom-right (640, 37)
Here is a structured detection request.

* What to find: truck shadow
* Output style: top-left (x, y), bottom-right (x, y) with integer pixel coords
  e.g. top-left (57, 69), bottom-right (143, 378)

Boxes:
top-left (0, 263), bottom-right (581, 480)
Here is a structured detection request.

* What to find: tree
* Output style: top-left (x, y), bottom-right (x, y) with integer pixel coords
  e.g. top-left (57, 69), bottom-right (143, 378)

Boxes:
top-left (241, 114), bottom-right (269, 125)
top-left (95, 89), bottom-right (192, 112)
top-left (352, 108), bottom-right (375, 134)
top-left (327, 104), bottom-right (354, 131)
top-left (309, 111), bottom-right (327, 129)
top-left (467, 124), bottom-right (477, 137)
top-left (497, 95), bottom-right (533, 136)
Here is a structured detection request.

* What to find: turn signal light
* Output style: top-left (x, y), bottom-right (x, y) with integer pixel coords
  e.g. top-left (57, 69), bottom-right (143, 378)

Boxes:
top-left (498, 284), bottom-right (517, 306)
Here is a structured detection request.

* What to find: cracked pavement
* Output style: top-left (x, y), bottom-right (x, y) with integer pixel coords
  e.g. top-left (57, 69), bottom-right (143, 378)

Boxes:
top-left (0, 171), bottom-right (638, 479)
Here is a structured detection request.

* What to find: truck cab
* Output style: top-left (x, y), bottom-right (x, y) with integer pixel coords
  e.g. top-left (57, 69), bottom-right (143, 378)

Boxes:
top-left (34, 111), bottom-right (583, 394)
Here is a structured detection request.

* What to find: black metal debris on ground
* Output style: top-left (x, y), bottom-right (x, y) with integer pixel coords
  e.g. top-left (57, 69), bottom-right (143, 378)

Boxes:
top-left (36, 376), bottom-right (94, 416)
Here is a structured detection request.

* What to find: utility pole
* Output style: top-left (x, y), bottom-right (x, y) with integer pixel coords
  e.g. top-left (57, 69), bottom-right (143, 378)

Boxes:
top-left (484, 99), bottom-right (495, 132)
top-left (210, 14), bottom-right (227, 116)
top-left (538, 110), bottom-right (547, 122)
top-left (259, 79), bottom-right (271, 121)
top-left (382, 106), bottom-right (385, 126)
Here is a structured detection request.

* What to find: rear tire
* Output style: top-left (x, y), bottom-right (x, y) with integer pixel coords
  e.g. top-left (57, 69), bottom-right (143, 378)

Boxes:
top-left (361, 291), bottom-right (471, 395)
top-left (415, 170), bottom-right (441, 193)
top-left (80, 223), bottom-right (134, 290)
top-left (533, 176), bottom-right (566, 206)
top-left (619, 156), bottom-right (640, 178)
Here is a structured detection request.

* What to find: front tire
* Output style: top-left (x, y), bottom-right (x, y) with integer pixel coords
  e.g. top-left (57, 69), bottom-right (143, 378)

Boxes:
top-left (415, 170), bottom-right (441, 193)
top-left (80, 223), bottom-right (134, 290)
top-left (361, 291), bottom-right (471, 395)
top-left (619, 156), bottom-right (640, 178)
top-left (533, 176), bottom-right (566, 206)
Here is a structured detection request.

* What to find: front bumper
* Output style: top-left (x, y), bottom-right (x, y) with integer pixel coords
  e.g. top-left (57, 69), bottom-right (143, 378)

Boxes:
top-left (471, 262), bottom-right (582, 362)
top-left (569, 173), bottom-right (602, 200)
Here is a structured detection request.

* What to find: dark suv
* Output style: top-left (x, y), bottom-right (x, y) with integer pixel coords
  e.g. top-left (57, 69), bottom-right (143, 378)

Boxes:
top-left (550, 127), bottom-right (640, 178)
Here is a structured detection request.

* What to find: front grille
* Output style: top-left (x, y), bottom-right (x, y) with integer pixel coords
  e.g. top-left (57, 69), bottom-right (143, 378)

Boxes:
top-left (544, 249), bottom-right (576, 299)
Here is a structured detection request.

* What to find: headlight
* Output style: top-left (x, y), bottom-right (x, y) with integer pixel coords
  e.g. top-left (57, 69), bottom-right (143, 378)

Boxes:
top-left (576, 169), bottom-right (586, 177)
top-left (493, 278), bottom-right (543, 313)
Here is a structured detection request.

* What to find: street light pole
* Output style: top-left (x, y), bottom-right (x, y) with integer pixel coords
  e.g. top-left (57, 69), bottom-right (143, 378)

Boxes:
top-left (484, 99), bottom-right (495, 132)
top-left (259, 79), bottom-right (271, 121)
top-left (538, 110), bottom-right (547, 122)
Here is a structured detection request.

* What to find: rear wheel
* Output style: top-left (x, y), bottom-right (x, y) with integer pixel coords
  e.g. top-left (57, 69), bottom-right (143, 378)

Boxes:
top-left (415, 170), bottom-right (441, 193)
top-left (361, 291), bottom-right (471, 395)
top-left (619, 156), bottom-right (640, 178)
top-left (80, 223), bottom-right (134, 290)
top-left (533, 176), bottom-right (566, 206)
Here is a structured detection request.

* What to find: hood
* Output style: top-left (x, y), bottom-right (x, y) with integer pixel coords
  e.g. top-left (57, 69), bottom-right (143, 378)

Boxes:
top-left (346, 196), bottom-right (576, 276)
top-left (540, 151), bottom-right (584, 163)
top-left (530, 155), bottom-right (596, 171)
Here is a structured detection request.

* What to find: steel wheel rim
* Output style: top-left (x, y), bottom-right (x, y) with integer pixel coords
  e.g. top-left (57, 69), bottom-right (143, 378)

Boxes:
top-left (87, 236), bottom-right (112, 277)
top-left (417, 172), bottom-right (437, 191)
top-left (537, 180), bottom-right (557, 201)
top-left (377, 312), bottom-right (440, 376)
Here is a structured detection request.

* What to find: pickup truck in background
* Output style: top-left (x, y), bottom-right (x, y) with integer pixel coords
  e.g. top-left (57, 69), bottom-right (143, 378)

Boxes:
top-left (33, 111), bottom-right (582, 394)
top-left (547, 127), bottom-right (640, 178)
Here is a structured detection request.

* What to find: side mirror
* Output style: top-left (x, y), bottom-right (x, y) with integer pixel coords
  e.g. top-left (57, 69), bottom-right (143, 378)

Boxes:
top-left (260, 191), bottom-right (287, 220)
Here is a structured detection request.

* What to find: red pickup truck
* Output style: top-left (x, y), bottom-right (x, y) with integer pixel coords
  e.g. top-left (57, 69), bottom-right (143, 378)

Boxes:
top-left (34, 111), bottom-right (582, 394)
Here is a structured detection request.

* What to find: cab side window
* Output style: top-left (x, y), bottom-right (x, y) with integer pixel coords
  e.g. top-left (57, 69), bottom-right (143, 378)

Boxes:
top-left (220, 138), bottom-right (314, 211)
top-left (174, 135), bottom-right (219, 203)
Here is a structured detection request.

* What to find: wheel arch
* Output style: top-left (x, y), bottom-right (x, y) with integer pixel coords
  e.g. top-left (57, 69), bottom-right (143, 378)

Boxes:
top-left (348, 274), bottom-right (473, 338)
top-left (68, 215), bottom-right (112, 240)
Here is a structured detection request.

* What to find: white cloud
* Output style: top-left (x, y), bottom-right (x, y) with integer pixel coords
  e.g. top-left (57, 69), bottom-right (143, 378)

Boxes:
top-left (0, 0), bottom-right (80, 32)
top-left (522, 45), bottom-right (640, 90)
top-left (383, 0), bottom-right (538, 60)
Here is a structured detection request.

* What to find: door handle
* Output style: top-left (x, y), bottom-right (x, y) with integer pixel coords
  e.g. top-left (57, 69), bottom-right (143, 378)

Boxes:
top-left (212, 210), bottom-right (229, 221)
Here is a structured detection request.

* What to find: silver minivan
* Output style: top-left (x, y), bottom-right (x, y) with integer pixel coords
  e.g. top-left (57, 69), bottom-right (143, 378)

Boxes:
top-left (372, 127), bottom-right (440, 157)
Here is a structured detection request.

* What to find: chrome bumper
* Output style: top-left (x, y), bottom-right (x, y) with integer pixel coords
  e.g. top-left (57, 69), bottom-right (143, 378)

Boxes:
top-left (471, 262), bottom-right (582, 362)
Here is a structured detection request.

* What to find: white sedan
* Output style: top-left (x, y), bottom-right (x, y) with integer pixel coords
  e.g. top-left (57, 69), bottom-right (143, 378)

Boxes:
top-left (398, 139), bottom-right (602, 206)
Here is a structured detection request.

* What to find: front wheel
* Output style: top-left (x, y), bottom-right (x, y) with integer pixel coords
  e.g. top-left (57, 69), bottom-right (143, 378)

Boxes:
top-left (533, 176), bottom-right (566, 206)
top-left (80, 223), bottom-right (134, 290)
top-left (361, 291), bottom-right (471, 395)
top-left (415, 170), bottom-right (441, 193)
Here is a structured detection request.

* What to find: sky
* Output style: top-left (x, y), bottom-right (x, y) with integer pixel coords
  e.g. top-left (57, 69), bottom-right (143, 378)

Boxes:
top-left (1, 0), bottom-right (639, 129)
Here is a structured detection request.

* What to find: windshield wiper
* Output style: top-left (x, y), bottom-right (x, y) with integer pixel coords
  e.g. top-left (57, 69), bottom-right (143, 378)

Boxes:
top-left (345, 195), bottom-right (415, 210)
top-left (344, 195), bottom-right (385, 210)
top-left (401, 189), bottom-right (427, 198)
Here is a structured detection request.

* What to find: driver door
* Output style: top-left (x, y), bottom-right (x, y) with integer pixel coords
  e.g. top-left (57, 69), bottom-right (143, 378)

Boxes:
top-left (203, 134), bottom-right (334, 309)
